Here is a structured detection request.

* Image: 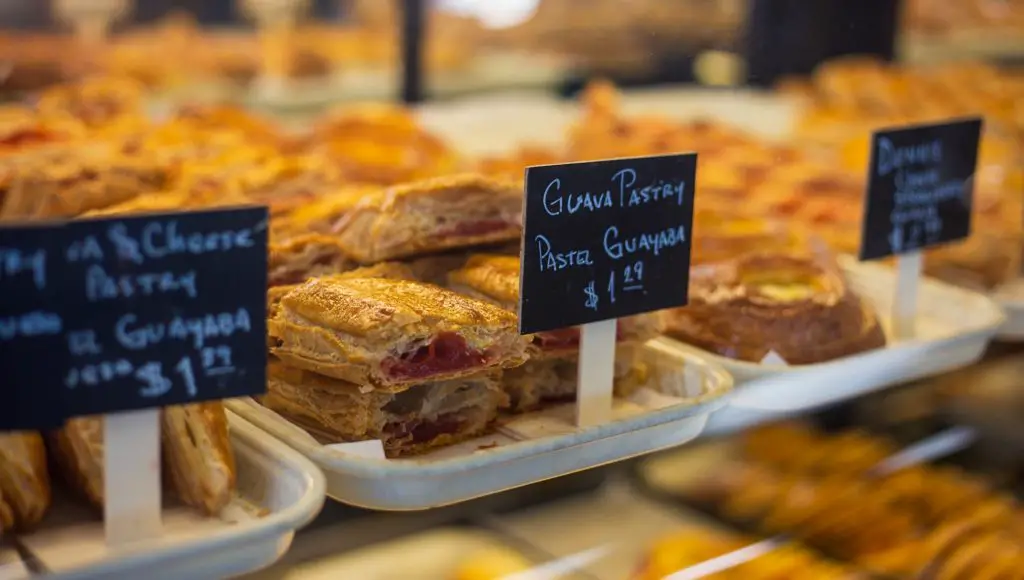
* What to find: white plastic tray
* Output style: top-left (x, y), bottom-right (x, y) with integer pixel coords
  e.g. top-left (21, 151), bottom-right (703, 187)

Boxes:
top-left (276, 527), bottom-right (554, 580)
top-left (659, 257), bottom-right (1004, 436)
top-left (227, 344), bottom-right (733, 510)
top-left (11, 414), bottom-right (325, 580)
top-left (992, 278), bottom-right (1024, 340)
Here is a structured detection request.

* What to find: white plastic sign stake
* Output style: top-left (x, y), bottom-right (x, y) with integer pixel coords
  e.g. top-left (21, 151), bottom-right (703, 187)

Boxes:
top-left (53, 0), bottom-right (128, 42)
top-left (893, 250), bottom-right (922, 340)
top-left (103, 409), bottom-right (162, 546)
top-left (576, 320), bottom-right (617, 428)
top-left (500, 544), bottom-right (612, 580)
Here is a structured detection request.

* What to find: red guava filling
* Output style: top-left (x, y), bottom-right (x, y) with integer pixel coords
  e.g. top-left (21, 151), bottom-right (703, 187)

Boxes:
top-left (382, 332), bottom-right (487, 380)
top-left (533, 327), bottom-right (628, 351)
top-left (385, 413), bottom-right (465, 444)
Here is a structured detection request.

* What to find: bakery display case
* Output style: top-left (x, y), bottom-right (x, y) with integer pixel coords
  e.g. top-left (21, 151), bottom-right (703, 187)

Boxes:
top-left (0, 1), bottom-right (1023, 578)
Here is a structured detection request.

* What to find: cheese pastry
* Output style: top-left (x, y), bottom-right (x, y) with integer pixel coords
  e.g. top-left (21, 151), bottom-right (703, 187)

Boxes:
top-left (265, 360), bottom-right (504, 457)
top-left (331, 174), bottom-right (522, 263)
top-left (268, 276), bottom-right (529, 389)
top-left (662, 252), bottom-right (886, 364)
top-left (0, 431), bottom-right (50, 531)
top-left (49, 405), bottom-right (237, 516)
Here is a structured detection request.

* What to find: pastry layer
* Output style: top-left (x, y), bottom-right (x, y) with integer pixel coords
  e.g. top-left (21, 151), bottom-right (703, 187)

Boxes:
top-left (501, 342), bottom-right (648, 412)
top-left (269, 276), bottom-right (528, 388)
top-left (0, 431), bottom-right (50, 531)
top-left (662, 252), bottom-right (886, 364)
top-left (268, 233), bottom-right (355, 287)
top-left (330, 174), bottom-right (523, 263)
top-left (265, 360), bottom-right (504, 457)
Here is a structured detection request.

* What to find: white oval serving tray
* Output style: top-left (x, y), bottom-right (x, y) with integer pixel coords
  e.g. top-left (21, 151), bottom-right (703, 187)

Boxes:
top-left (13, 414), bottom-right (325, 580)
top-left (227, 344), bottom-right (733, 510)
top-left (992, 278), bottom-right (1024, 340)
top-left (659, 256), bottom-right (1005, 436)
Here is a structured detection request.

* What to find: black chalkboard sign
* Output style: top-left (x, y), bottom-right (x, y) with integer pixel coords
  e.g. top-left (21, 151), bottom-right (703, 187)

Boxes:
top-left (0, 207), bottom-right (269, 428)
top-left (518, 154), bottom-right (696, 335)
top-left (860, 118), bottom-right (983, 261)
top-left (0, 224), bottom-right (69, 430)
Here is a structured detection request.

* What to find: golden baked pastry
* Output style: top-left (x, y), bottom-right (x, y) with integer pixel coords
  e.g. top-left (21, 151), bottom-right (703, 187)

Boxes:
top-left (0, 144), bottom-right (167, 221)
top-left (49, 405), bottom-right (237, 515)
top-left (453, 547), bottom-right (532, 580)
top-left (662, 252), bottom-right (886, 364)
top-left (271, 186), bottom-right (374, 238)
top-left (265, 361), bottom-right (504, 457)
top-left (161, 403), bottom-right (236, 515)
top-left (310, 103), bottom-right (459, 185)
top-left (268, 276), bottom-right (529, 388)
top-left (331, 174), bottom-right (522, 263)
top-left (268, 233), bottom-right (355, 287)
top-left (0, 431), bottom-right (50, 531)
top-left (49, 417), bottom-right (104, 507)
top-left (636, 530), bottom-right (858, 580)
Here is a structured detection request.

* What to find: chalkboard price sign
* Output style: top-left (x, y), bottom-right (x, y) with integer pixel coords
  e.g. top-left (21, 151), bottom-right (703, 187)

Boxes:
top-left (859, 118), bottom-right (983, 261)
top-left (519, 154), bottom-right (697, 335)
top-left (0, 225), bottom-right (70, 430)
top-left (0, 207), bottom-right (269, 429)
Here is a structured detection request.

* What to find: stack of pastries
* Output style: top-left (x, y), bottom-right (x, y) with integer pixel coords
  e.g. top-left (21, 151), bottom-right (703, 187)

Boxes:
top-left (675, 422), bottom-right (1024, 578)
top-left (0, 402), bottom-right (237, 534)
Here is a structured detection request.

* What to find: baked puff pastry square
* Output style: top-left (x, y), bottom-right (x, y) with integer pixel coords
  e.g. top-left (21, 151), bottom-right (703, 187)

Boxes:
top-left (265, 360), bottom-right (504, 457)
top-left (268, 276), bottom-right (529, 389)
top-left (662, 252), bottom-right (886, 364)
top-left (268, 233), bottom-right (356, 287)
top-left (330, 174), bottom-right (523, 263)
top-left (0, 431), bottom-right (50, 531)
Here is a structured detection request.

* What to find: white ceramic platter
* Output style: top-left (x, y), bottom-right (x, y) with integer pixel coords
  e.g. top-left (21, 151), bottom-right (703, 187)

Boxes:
top-left (11, 415), bottom-right (325, 580)
top-left (226, 344), bottom-right (733, 510)
top-left (659, 256), bottom-right (1005, 436)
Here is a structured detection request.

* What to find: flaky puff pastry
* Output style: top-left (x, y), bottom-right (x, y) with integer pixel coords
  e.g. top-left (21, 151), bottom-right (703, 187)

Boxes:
top-left (448, 254), bottom-right (662, 359)
top-left (330, 174), bottom-right (523, 264)
top-left (0, 145), bottom-right (168, 221)
top-left (268, 233), bottom-right (356, 287)
top-left (265, 361), bottom-right (504, 457)
top-left (161, 403), bottom-right (235, 515)
top-left (269, 276), bottom-right (528, 389)
top-left (49, 405), bottom-right (236, 516)
top-left (662, 252), bottom-right (885, 364)
top-left (0, 432), bottom-right (50, 531)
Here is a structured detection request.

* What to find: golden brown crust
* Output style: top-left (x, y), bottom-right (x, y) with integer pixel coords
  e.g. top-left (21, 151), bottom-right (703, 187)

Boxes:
top-left (0, 144), bottom-right (168, 221)
top-left (268, 276), bottom-right (528, 388)
top-left (49, 416), bottom-right (104, 508)
top-left (447, 254), bottom-right (521, 309)
top-left (330, 174), bottom-right (523, 263)
top-left (161, 402), bottom-right (236, 516)
top-left (268, 233), bottom-right (356, 287)
top-left (265, 360), bottom-right (503, 457)
top-left (0, 431), bottom-right (51, 531)
top-left (662, 252), bottom-right (886, 364)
